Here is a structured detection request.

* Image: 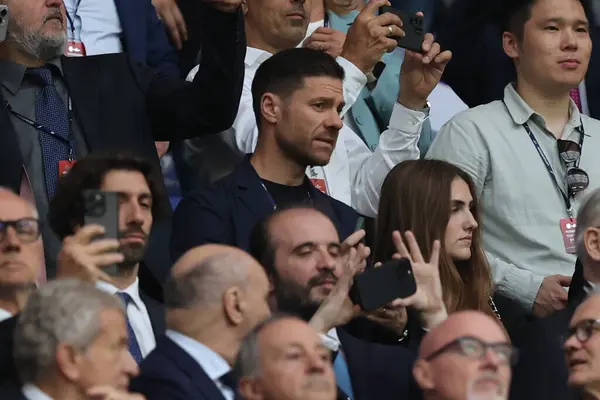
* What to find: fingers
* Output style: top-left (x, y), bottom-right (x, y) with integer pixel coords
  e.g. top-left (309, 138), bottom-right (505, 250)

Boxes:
top-left (342, 229), bottom-right (366, 250)
top-left (429, 240), bottom-right (441, 266)
top-left (362, 0), bottom-right (390, 16)
top-left (374, 261), bottom-right (382, 267)
top-left (86, 238), bottom-right (121, 255)
top-left (392, 230), bottom-right (411, 260)
top-left (405, 231), bottom-right (425, 264)
top-left (555, 275), bottom-right (573, 286)
top-left (378, 24), bottom-right (405, 39)
top-left (93, 253), bottom-right (125, 267)
top-left (433, 49), bottom-right (452, 66)
top-left (373, 12), bottom-right (403, 29)
top-left (172, 4), bottom-right (188, 43)
top-left (72, 224), bottom-right (106, 244)
top-left (161, 11), bottom-right (183, 50)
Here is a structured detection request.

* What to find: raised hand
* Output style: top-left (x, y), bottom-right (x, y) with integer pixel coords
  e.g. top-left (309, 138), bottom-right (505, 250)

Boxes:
top-left (303, 27), bottom-right (346, 59)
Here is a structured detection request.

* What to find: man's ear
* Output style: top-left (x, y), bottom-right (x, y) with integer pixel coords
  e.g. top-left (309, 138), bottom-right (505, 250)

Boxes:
top-left (55, 343), bottom-right (84, 383)
top-left (502, 31), bottom-right (520, 61)
top-left (260, 93), bottom-right (284, 126)
top-left (413, 359), bottom-right (435, 391)
top-left (223, 286), bottom-right (246, 326)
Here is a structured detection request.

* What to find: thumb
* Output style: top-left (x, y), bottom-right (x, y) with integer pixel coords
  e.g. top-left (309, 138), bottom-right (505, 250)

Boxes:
top-left (363, 0), bottom-right (389, 16)
top-left (555, 275), bottom-right (573, 286)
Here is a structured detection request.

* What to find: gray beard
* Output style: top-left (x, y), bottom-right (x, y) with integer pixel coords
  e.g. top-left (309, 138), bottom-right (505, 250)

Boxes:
top-left (7, 25), bottom-right (66, 62)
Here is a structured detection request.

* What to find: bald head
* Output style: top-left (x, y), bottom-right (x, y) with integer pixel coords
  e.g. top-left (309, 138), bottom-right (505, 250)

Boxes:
top-left (414, 311), bottom-right (511, 400)
top-left (0, 187), bottom-right (38, 220)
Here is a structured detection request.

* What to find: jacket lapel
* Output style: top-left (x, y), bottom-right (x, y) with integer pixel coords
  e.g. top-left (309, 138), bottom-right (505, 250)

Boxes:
top-left (234, 156), bottom-right (277, 218)
top-left (0, 90), bottom-right (24, 190)
top-left (61, 57), bottom-right (101, 152)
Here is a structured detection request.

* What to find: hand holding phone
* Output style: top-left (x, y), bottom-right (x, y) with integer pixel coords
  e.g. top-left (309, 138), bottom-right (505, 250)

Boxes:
top-left (83, 190), bottom-right (121, 276)
top-left (379, 6), bottom-right (425, 53)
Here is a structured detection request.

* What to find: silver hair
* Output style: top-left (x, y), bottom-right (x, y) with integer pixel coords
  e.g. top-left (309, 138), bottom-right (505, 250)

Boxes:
top-left (164, 252), bottom-right (249, 310)
top-left (13, 279), bottom-right (124, 384)
top-left (5, 3), bottom-right (66, 61)
top-left (234, 314), bottom-right (296, 379)
top-left (575, 188), bottom-right (600, 261)
top-left (0, 186), bottom-right (39, 219)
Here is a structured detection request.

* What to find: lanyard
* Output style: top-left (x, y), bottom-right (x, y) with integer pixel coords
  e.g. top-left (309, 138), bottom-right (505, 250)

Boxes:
top-left (65, 0), bottom-right (83, 40)
top-left (5, 100), bottom-right (76, 162)
top-left (522, 120), bottom-right (585, 219)
top-left (260, 181), bottom-right (313, 210)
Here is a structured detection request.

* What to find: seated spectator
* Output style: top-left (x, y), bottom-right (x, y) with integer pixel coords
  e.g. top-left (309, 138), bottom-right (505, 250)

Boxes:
top-left (413, 311), bottom-right (513, 400)
top-left (178, 0), bottom-right (450, 216)
top-left (49, 154), bottom-right (170, 361)
top-left (249, 204), bottom-right (447, 400)
top-left (565, 291), bottom-right (600, 399)
top-left (0, 189), bottom-right (43, 323)
top-left (0, 0), bottom-right (245, 281)
top-left (130, 244), bottom-right (271, 400)
top-left (236, 315), bottom-right (337, 400)
top-left (426, 0), bottom-right (600, 317)
top-left (374, 160), bottom-right (500, 324)
top-left (171, 49), bottom-right (360, 258)
top-left (1, 279), bottom-right (141, 400)
top-left (511, 187), bottom-right (600, 400)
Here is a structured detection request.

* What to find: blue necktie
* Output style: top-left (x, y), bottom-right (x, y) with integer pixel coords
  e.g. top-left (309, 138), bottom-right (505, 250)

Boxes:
top-left (116, 292), bottom-right (144, 364)
top-left (333, 351), bottom-right (354, 399)
top-left (27, 66), bottom-right (73, 199)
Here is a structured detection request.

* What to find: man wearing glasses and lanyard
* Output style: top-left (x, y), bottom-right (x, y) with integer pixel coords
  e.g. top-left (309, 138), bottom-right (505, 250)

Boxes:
top-left (426, 0), bottom-right (600, 319)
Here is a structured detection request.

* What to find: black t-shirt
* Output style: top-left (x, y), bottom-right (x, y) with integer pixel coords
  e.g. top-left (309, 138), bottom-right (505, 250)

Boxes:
top-left (261, 179), bottom-right (312, 208)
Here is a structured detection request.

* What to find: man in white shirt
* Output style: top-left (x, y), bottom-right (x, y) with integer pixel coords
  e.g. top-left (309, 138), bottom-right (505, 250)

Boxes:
top-left (181, 0), bottom-right (451, 217)
top-left (426, 0), bottom-right (600, 317)
top-left (0, 188), bottom-right (44, 323)
top-left (237, 315), bottom-right (338, 400)
top-left (48, 154), bottom-right (170, 361)
top-left (9, 279), bottom-right (141, 400)
top-left (130, 244), bottom-right (271, 400)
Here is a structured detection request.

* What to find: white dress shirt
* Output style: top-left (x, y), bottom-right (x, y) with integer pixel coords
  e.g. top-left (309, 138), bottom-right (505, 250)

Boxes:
top-left (0, 307), bottom-right (12, 323)
top-left (187, 47), bottom-right (424, 217)
top-left (166, 330), bottom-right (234, 400)
top-left (22, 383), bottom-right (53, 400)
top-left (63, 0), bottom-right (124, 55)
top-left (96, 278), bottom-right (156, 357)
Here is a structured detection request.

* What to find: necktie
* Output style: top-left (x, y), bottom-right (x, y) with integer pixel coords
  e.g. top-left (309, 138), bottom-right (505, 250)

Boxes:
top-left (570, 87), bottom-right (583, 113)
top-left (333, 351), bottom-right (354, 399)
top-left (220, 371), bottom-right (241, 400)
top-left (116, 292), bottom-right (144, 364)
top-left (27, 66), bottom-right (73, 199)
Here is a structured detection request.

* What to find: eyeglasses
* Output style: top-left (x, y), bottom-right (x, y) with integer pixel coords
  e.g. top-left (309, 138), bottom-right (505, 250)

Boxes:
top-left (566, 319), bottom-right (600, 343)
top-left (0, 218), bottom-right (41, 244)
top-left (424, 336), bottom-right (518, 365)
top-left (557, 139), bottom-right (589, 196)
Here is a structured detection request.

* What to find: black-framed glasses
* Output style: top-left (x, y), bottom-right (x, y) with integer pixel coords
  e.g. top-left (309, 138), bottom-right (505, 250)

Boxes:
top-left (424, 336), bottom-right (518, 365)
top-left (566, 319), bottom-right (600, 343)
top-left (0, 218), bottom-right (41, 243)
top-left (558, 139), bottom-right (589, 196)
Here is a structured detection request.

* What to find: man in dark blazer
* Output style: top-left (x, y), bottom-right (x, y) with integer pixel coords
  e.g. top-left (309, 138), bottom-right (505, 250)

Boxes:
top-left (130, 244), bottom-right (272, 400)
top-left (0, 0), bottom-right (245, 282)
top-left (170, 49), bottom-right (358, 262)
top-left (436, 0), bottom-right (600, 116)
top-left (510, 188), bottom-right (600, 400)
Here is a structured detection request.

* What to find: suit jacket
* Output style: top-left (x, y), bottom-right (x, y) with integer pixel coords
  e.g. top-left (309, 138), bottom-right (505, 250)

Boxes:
top-left (130, 336), bottom-right (232, 400)
top-left (338, 318), bottom-right (421, 400)
top-left (510, 292), bottom-right (586, 400)
top-left (0, 290), bottom-right (165, 388)
top-left (170, 155), bottom-right (359, 261)
top-left (0, 381), bottom-right (26, 400)
top-left (114, 0), bottom-right (179, 77)
top-left (436, 0), bottom-right (600, 117)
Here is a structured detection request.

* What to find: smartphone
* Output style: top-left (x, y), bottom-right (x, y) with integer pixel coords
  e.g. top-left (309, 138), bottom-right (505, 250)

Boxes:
top-left (0, 6), bottom-right (8, 42)
top-left (83, 190), bottom-right (120, 276)
top-left (380, 6), bottom-right (425, 53)
top-left (349, 258), bottom-right (416, 311)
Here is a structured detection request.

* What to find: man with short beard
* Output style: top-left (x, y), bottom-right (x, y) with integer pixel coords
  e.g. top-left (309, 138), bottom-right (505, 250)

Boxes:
top-left (48, 153), bottom-right (168, 362)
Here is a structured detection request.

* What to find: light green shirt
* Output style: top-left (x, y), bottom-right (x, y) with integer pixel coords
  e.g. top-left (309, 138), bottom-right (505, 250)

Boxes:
top-left (426, 84), bottom-right (600, 311)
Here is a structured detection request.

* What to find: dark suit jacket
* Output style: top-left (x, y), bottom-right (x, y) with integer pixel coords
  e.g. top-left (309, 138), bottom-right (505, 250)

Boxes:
top-left (510, 291), bottom-right (586, 400)
top-left (170, 155), bottom-right (359, 261)
top-left (0, 290), bottom-right (165, 387)
top-left (0, 380), bottom-right (26, 400)
top-left (114, 0), bottom-right (179, 77)
top-left (130, 335), bottom-right (231, 400)
top-left (338, 318), bottom-right (421, 400)
top-left (436, 0), bottom-right (600, 117)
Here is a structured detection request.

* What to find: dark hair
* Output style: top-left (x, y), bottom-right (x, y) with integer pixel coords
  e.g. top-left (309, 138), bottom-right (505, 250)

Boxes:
top-left (49, 152), bottom-right (169, 240)
top-left (249, 204), bottom-right (331, 277)
top-left (500, 0), bottom-right (590, 40)
top-left (374, 160), bottom-right (494, 317)
top-left (251, 48), bottom-right (345, 129)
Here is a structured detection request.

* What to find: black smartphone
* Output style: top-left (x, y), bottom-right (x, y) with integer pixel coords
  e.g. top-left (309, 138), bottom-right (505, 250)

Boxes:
top-left (349, 258), bottom-right (416, 311)
top-left (380, 6), bottom-right (425, 53)
top-left (83, 190), bottom-right (120, 276)
top-left (0, 6), bottom-right (9, 42)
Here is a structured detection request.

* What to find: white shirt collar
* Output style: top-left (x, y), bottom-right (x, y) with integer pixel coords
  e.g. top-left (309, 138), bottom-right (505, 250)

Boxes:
top-left (165, 329), bottom-right (231, 381)
top-left (22, 383), bottom-right (53, 400)
top-left (0, 307), bottom-right (12, 323)
top-left (96, 278), bottom-right (143, 310)
top-left (245, 47), bottom-right (272, 70)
